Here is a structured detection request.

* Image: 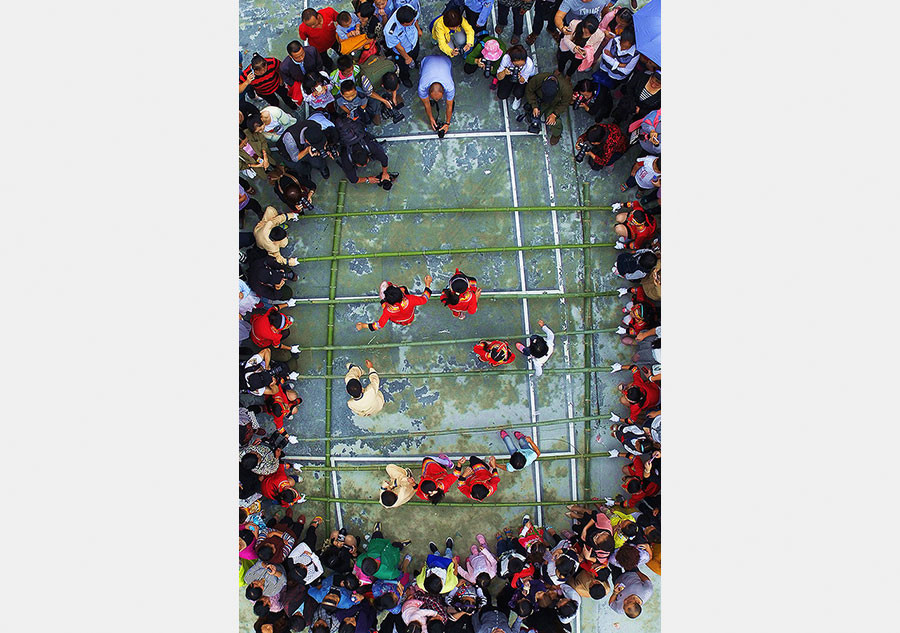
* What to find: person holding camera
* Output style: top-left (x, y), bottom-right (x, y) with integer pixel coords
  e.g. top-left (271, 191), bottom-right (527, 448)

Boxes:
top-left (575, 122), bottom-right (627, 170)
top-left (523, 70), bottom-right (573, 145)
top-left (334, 116), bottom-right (398, 188)
top-left (418, 55), bottom-right (456, 137)
top-left (496, 45), bottom-right (536, 111)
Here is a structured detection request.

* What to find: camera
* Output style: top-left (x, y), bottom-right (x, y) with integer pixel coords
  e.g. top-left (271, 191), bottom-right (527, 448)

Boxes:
top-left (572, 92), bottom-right (585, 109)
top-left (297, 195), bottom-right (314, 212)
top-left (515, 110), bottom-right (541, 134)
top-left (382, 103), bottom-right (405, 124)
top-left (574, 140), bottom-right (590, 163)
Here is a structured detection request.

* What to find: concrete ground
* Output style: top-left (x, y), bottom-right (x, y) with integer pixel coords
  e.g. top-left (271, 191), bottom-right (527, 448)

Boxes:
top-left (240, 2), bottom-right (660, 632)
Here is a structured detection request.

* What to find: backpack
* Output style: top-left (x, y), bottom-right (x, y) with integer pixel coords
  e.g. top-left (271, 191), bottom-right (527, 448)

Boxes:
top-left (359, 55), bottom-right (398, 92)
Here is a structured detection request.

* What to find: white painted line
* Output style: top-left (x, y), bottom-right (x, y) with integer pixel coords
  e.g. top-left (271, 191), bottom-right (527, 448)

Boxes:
top-left (377, 130), bottom-right (533, 142)
top-left (327, 451), bottom-right (576, 463)
top-left (291, 289), bottom-right (564, 302)
top-left (331, 469), bottom-right (343, 530)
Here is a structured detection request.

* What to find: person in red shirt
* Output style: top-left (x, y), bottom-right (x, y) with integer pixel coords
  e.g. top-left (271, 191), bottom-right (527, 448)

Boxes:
top-left (356, 276), bottom-right (433, 331)
top-left (298, 7), bottom-right (341, 71)
top-left (239, 54), bottom-right (298, 112)
top-left (414, 454), bottom-right (457, 505)
top-left (616, 286), bottom-right (659, 345)
top-left (473, 340), bottom-right (515, 366)
top-left (260, 463), bottom-right (305, 507)
top-left (617, 365), bottom-right (660, 419)
top-left (612, 201), bottom-right (658, 251)
top-left (263, 384), bottom-right (303, 432)
top-left (440, 269), bottom-right (481, 320)
top-left (454, 455), bottom-right (500, 502)
top-left (249, 305), bottom-right (298, 352)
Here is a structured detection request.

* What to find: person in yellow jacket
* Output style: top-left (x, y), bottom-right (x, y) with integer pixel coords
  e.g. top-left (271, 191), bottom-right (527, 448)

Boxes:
top-left (416, 537), bottom-right (459, 594)
top-left (344, 359), bottom-right (385, 416)
top-left (431, 8), bottom-right (474, 58)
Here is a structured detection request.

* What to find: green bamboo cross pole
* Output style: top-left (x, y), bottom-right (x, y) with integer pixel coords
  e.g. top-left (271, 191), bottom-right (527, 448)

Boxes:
top-left (292, 242), bottom-right (614, 264)
top-left (288, 366), bottom-right (612, 381)
top-left (302, 496), bottom-right (604, 507)
top-left (298, 205), bottom-right (613, 219)
top-left (287, 290), bottom-right (618, 306)
top-left (297, 328), bottom-right (617, 352)
top-left (289, 413), bottom-right (609, 443)
top-left (284, 451), bottom-right (612, 471)
top-left (581, 182), bottom-right (595, 500)
top-left (323, 181), bottom-right (347, 528)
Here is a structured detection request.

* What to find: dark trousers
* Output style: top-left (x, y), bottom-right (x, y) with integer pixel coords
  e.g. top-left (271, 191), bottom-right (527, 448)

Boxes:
top-left (464, 8), bottom-right (486, 32)
top-left (497, 76), bottom-right (526, 101)
top-left (371, 530), bottom-right (405, 550)
top-left (259, 84), bottom-right (299, 112)
top-left (532, 0), bottom-right (562, 35)
top-left (497, 4), bottom-right (525, 35)
top-left (380, 612), bottom-right (408, 633)
top-left (394, 42), bottom-right (420, 84)
top-left (557, 49), bottom-right (579, 76)
top-left (321, 48), bottom-right (336, 71)
top-left (240, 198), bottom-right (263, 227)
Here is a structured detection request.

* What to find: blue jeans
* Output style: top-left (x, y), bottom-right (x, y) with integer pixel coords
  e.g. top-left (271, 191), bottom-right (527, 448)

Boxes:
top-left (500, 432), bottom-right (530, 456)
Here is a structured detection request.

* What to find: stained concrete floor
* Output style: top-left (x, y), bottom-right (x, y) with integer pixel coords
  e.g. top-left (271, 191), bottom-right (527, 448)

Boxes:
top-left (240, 2), bottom-right (660, 632)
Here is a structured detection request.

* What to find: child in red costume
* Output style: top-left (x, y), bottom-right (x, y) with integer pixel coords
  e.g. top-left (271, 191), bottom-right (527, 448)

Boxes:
top-left (261, 464), bottom-right (306, 507)
top-left (617, 365), bottom-right (660, 419)
top-left (454, 455), bottom-right (500, 502)
top-left (415, 454), bottom-right (458, 505)
top-left (473, 340), bottom-right (515, 366)
top-left (440, 269), bottom-right (481, 319)
top-left (611, 201), bottom-right (658, 251)
top-left (356, 275), bottom-right (433, 331)
top-left (615, 286), bottom-right (659, 345)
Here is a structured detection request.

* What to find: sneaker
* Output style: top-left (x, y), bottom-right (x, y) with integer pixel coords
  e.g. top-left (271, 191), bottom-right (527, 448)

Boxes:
top-left (499, 429), bottom-right (509, 438)
top-left (511, 34), bottom-right (520, 45)
top-left (514, 431), bottom-right (524, 440)
top-left (549, 135), bottom-right (561, 146)
top-left (471, 544), bottom-right (479, 555)
top-left (429, 542), bottom-right (439, 554)
top-left (319, 165), bottom-right (330, 179)
top-left (525, 32), bottom-right (538, 46)
top-left (400, 76), bottom-right (413, 88)
top-left (510, 97), bottom-right (521, 110)
top-left (445, 537), bottom-right (454, 551)
top-left (404, 553), bottom-right (413, 563)
top-left (476, 533), bottom-right (488, 548)
top-left (398, 539), bottom-right (411, 549)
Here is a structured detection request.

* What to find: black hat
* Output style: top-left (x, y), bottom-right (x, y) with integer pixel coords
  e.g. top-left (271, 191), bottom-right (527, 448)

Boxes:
top-left (541, 76), bottom-right (559, 101)
top-left (304, 124), bottom-right (325, 149)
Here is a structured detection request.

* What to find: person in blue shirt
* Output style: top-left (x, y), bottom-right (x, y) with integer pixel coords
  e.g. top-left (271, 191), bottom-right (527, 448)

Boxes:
top-left (462, 0), bottom-right (494, 32)
top-left (383, 5), bottom-right (421, 88)
top-left (417, 55), bottom-right (456, 136)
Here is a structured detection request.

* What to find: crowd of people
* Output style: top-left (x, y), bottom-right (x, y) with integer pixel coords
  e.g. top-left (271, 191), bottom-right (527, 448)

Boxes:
top-left (239, 1), bottom-right (661, 631)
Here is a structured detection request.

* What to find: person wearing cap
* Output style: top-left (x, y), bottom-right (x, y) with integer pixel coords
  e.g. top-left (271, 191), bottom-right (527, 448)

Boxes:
top-left (523, 70), bottom-right (573, 145)
top-left (356, 276), bottom-right (433, 331)
top-left (344, 359), bottom-right (385, 416)
top-left (462, 36), bottom-right (505, 78)
top-left (384, 5), bottom-right (422, 89)
top-left (277, 118), bottom-right (333, 182)
top-left (253, 205), bottom-right (301, 266)
top-left (333, 115), bottom-right (397, 188)
top-left (417, 55), bottom-right (455, 136)
top-left (439, 269), bottom-right (481, 319)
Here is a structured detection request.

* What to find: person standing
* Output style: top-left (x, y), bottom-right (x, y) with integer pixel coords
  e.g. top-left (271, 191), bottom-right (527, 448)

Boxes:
top-left (298, 7), bottom-right (341, 71)
top-left (417, 55), bottom-right (456, 136)
top-left (356, 276), bottom-right (433, 331)
top-left (415, 455), bottom-right (458, 505)
top-left (439, 269), bottom-right (481, 319)
top-left (240, 54), bottom-right (299, 112)
top-left (608, 569), bottom-right (653, 619)
top-left (384, 6), bottom-right (421, 88)
top-left (515, 319), bottom-right (555, 377)
top-left (496, 0), bottom-right (534, 45)
top-left (344, 359), bottom-right (385, 416)
top-left (454, 456), bottom-right (500, 502)
top-left (379, 464), bottom-right (418, 508)
top-left (497, 429), bottom-right (540, 472)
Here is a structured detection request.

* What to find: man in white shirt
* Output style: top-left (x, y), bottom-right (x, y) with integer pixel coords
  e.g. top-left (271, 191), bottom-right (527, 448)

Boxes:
top-left (345, 359), bottom-right (385, 416)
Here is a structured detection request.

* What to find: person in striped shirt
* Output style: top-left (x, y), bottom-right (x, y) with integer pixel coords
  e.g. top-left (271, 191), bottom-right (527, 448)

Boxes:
top-left (240, 54), bottom-right (299, 112)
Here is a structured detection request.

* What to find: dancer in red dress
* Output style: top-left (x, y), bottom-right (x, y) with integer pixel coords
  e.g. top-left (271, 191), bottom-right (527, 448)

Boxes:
top-left (440, 269), bottom-right (481, 320)
top-left (356, 275), bottom-right (433, 331)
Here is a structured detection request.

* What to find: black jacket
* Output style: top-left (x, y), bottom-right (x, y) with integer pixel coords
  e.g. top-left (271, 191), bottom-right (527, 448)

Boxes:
top-left (280, 47), bottom-right (325, 86)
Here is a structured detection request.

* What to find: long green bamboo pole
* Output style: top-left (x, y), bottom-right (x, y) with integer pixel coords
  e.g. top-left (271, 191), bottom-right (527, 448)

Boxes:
top-left (297, 328), bottom-right (617, 352)
top-left (287, 290), bottom-right (618, 306)
top-left (285, 451), bottom-right (612, 471)
top-left (323, 181), bottom-right (347, 528)
top-left (293, 242), bottom-right (614, 264)
top-left (302, 496), bottom-right (602, 507)
top-left (581, 182), bottom-right (595, 500)
top-left (298, 205), bottom-right (612, 219)
top-left (289, 367), bottom-right (612, 381)
top-left (290, 413), bottom-right (608, 443)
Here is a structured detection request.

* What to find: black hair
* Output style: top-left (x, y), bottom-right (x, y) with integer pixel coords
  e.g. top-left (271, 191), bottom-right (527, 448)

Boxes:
top-left (508, 45), bottom-right (528, 62)
top-left (375, 592), bottom-right (398, 610)
top-left (357, 2), bottom-right (375, 18)
top-left (594, 532), bottom-right (614, 552)
top-left (637, 251), bottom-right (658, 271)
top-left (420, 479), bottom-right (436, 493)
top-left (339, 622), bottom-right (355, 633)
top-left (254, 601), bottom-right (270, 617)
top-left (246, 585), bottom-right (263, 601)
top-left (301, 8), bottom-right (318, 22)
top-left (622, 522), bottom-right (640, 538)
top-left (471, 483), bottom-right (489, 500)
top-left (241, 452), bottom-right (260, 471)
top-left (625, 478), bottom-right (642, 493)
top-left (360, 556), bottom-right (379, 577)
top-left (620, 27), bottom-right (636, 46)
top-left (350, 145), bottom-right (369, 167)
top-left (557, 601), bottom-right (577, 618)
top-left (256, 543), bottom-right (275, 562)
top-left (617, 7), bottom-right (634, 25)
top-left (239, 528), bottom-right (256, 546)
top-left (269, 226), bottom-right (288, 242)
top-left (586, 124), bottom-right (609, 145)
top-left (246, 114), bottom-right (263, 131)
top-left (645, 526), bottom-right (661, 544)
top-left (289, 614), bottom-right (307, 631)
top-left (251, 54), bottom-right (267, 70)
top-left (312, 623), bottom-right (329, 633)
top-left (426, 620), bottom-right (444, 633)
top-left (507, 556), bottom-right (525, 575)
top-left (396, 6), bottom-right (416, 24)
top-left (337, 11), bottom-right (352, 25)
top-left (383, 285), bottom-right (404, 305)
top-left (443, 8), bottom-right (462, 28)
top-left (529, 335), bottom-right (549, 358)
top-left (287, 40), bottom-right (303, 54)
top-left (427, 489), bottom-right (444, 505)
top-left (382, 72), bottom-right (399, 91)
top-left (337, 55), bottom-right (354, 71)
top-left (408, 624), bottom-right (422, 633)
top-left (589, 582), bottom-right (607, 600)
top-left (475, 572), bottom-right (491, 589)
top-left (574, 78), bottom-right (597, 94)
top-left (625, 386), bottom-right (645, 404)
top-left (573, 15), bottom-right (599, 46)
top-left (510, 452), bottom-right (527, 470)
top-left (439, 289), bottom-right (460, 306)
top-left (278, 488), bottom-right (298, 504)
top-left (346, 378), bottom-right (363, 398)
top-left (555, 555), bottom-right (576, 578)
top-left (343, 574), bottom-right (360, 590)
top-left (340, 79), bottom-right (357, 94)
top-left (424, 574), bottom-right (443, 595)
top-left (514, 600), bottom-right (533, 617)
top-left (624, 602), bottom-right (642, 619)
top-left (380, 490), bottom-right (399, 506)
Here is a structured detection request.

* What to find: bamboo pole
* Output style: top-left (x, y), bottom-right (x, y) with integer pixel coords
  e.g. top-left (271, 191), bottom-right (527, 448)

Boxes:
top-left (284, 451), bottom-right (612, 471)
top-left (292, 242), bottom-right (614, 264)
top-left (302, 496), bottom-right (605, 507)
top-left (297, 328), bottom-right (617, 352)
top-left (288, 413), bottom-right (608, 443)
top-left (297, 205), bottom-right (613, 219)
top-left (288, 366), bottom-right (612, 381)
top-left (287, 290), bottom-right (618, 306)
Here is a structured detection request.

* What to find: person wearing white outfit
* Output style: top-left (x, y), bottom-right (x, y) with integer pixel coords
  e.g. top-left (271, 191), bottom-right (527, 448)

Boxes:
top-left (516, 319), bottom-right (556, 377)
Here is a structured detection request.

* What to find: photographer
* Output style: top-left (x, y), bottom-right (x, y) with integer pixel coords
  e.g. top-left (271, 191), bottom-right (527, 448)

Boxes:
top-left (575, 122), bottom-right (627, 170)
top-left (417, 55), bottom-right (456, 137)
top-left (523, 70), bottom-right (573, 145)
top-left (334, 116), bottom-right (397, 188)
top-left (496, 44), bottom-right (536, 111)
top-left (571, 78), bottom-right (604, 119)
top-left (277, 118), bottom-right (337, 182)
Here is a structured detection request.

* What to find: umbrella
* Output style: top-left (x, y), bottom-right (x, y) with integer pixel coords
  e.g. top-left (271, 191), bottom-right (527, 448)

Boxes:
top-left (633, 0), bottom-right (661, 66)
